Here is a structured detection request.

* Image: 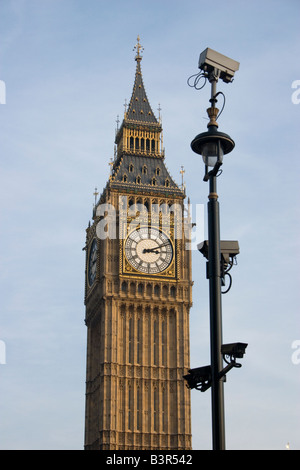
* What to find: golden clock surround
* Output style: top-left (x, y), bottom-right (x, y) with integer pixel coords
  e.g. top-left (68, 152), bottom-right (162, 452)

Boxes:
top-left (121, 224), bottom-right (177, 279)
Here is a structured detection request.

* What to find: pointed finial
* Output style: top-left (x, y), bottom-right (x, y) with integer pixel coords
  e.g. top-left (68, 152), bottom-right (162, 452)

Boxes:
top-left (158, 103), bottom-right (162, 123)
top-left (180, 166), bottom-right (186, 192)
top-left (133, 35), bottom-right (144, 61)
top-left (93, 187), bottom-right (99, 207)
top-left (109, 157), bottom-right (114, 174)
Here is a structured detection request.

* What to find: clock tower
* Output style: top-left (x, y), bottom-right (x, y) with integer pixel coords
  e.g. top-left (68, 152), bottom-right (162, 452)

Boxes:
top-left (84, 37), bottom-right (192, 450)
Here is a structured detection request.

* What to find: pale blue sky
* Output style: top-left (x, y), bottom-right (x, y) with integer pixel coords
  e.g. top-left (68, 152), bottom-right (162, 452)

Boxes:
top-left (0, 0), bottom-right (299, 450)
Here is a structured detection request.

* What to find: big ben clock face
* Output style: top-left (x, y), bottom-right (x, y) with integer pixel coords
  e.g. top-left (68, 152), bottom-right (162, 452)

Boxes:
top-left (124, 227), bottom-right (173, 275)
top-left (88, 239), bottom-right (97, 286)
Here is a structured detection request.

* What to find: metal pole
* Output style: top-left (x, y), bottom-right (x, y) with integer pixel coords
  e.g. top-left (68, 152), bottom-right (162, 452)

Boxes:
top-left (207, 173), bottom-right (225, 450)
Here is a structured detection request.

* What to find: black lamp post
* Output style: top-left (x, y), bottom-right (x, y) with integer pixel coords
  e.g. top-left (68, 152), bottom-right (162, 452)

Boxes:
top-left (192, 103), bottom-right (234, 450)
top-left (186, 49), bottom-right (246, 450)
top-left (183, 48), bottom-right (248, 450)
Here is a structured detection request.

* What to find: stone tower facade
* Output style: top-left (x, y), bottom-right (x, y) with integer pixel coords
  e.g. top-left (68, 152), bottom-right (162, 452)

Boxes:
top-left (84, 38), bottom-right (192, 450)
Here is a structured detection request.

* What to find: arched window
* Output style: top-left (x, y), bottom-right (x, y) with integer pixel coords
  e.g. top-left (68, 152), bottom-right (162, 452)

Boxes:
top-left (142, 165), bottom-right (147, 175)
top-left (154, 284), bottom-right (160, 296)
top-left (130, 282), bottom-right (135, 295)
top-left (128, 198), bottom-right (134, 208)
top-left (138, 283), bottom-right (144, 294)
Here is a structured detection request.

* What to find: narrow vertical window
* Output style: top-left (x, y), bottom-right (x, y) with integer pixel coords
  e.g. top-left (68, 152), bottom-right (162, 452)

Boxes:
top-left (154, 387), bottom-right (159, 432)
top-left (138, 283), bottom-right (144, 295)
top-left (137, 318), bottom-right (141, 364)
top-left (153, 320), bottom-right (158, 365)
top-left (162, 320), bottom-right (166, 365)
top-left (137, 387), bottom-right (141, 431)
top-left (162, 388), bottom-right (167, 433)
top-left (128, 386), bottom-right (133, 430)
top-left (129, 317), bottom-right (133, 363)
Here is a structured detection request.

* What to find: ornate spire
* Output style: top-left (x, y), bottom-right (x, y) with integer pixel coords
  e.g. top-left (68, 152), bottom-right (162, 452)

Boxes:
top-left (109, 37), bottom-right (183, 195)
top-left (125, 36), bottom-right (158, 125)
top-left (114, 36), bottom-right (165, 160)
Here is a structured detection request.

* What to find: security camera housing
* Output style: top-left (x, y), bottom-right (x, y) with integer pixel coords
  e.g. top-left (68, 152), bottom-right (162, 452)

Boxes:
top-left (221, 342), bottom-right (248, 359)
top-left (197, 240), bottom-right (240, 263)
top-left (183, 365), bottom-right (211, 391)
top-left (199, 48), bottom-right (240, 83)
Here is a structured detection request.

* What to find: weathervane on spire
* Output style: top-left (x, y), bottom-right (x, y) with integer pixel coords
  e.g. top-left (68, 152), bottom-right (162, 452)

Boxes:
top-left (133, 35), bottom-right (144, 61)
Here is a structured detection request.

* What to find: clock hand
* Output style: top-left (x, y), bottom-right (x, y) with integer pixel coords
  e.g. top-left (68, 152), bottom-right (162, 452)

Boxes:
top-left (143, 242), bottom-right (170, 253)
top-left (157, 241), bottom-right (171, 248)
top-left (143, 248), bottom-right (159, 254)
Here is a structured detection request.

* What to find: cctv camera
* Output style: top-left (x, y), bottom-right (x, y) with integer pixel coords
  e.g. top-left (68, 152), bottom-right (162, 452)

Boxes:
top-left (183, 365), bottom-right (211, 391)
top-left (197, 240), bottom-right (239, 263)
top-left (198, 48), bottom-right (240, 83)
top-left (221, 342), bottom-right (248, 359)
